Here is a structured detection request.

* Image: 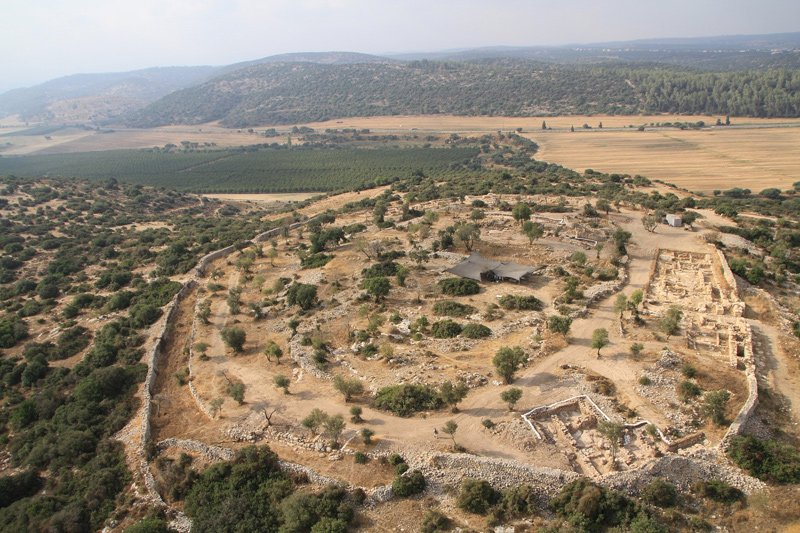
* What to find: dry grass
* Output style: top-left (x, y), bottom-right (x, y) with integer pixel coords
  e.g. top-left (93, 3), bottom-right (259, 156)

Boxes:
top-left (301, 114), bottom-right (799, 132)
top-left (203, 193), bottom-right (323, 203)
top-left (530, 126), bottom-right (800, 193)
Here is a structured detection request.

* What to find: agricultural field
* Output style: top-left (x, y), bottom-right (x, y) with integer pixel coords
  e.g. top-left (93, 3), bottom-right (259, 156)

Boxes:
top-left (531, 125), bottom-right (800, 193)
top-left (0, 145), bottom-right (480, 193)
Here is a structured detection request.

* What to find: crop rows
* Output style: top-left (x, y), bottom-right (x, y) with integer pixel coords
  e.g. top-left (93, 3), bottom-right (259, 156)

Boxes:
top-left (0, 147), bottom-right (479, 192)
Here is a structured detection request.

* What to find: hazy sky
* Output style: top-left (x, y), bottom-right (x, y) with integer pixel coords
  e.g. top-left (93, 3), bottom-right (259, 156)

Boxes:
top-left (2, 0), bottom-right (799, 92)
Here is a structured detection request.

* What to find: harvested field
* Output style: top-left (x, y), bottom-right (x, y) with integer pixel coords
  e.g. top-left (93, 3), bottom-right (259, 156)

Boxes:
top-left (202, 192), bottom-right (324, 203)
top-left (530, 126), bottom-right (800, 193)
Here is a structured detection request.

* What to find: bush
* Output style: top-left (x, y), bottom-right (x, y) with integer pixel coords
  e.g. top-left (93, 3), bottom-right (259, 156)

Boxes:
top-left (0, 469), bottom-right (42, 508)
top-left (300, 253), bottom-right (334, 269)
top-left (286, 282), bottom-right (318, 310)
top-left (420, 510), bottom-right (451, 533)
top-left (373, 384), bottom-right (444, 417)
top-left (354, 452), bottom-right (368, 464)
top-left (0, 315), bottom-right (28, 348)
top-left (638, 376), bottom-right (652, 386)
top-left (432, 300), bottom-right (476, 317)
top-left (727, 436), bottom-right (800, 483)
top-left (438, 278), bottom-right (480, 296)
top-left (640, 479), bottom-right (677, 508)
top-left (550, 479), bottom-right (639, 531)
top-left (124, 518), bottom-right (171, 533)
top-left (498, 294), bottom-right (543, 311)
top-left (221, 327), bottom-right (246, 352)
top-left (431, 320), bottom-right (462, 338)
top-left (691, 480), bottom-right (744, 503)
top-left (457, 479), bottom-right (500, 515)
top-left (392, 470), bottom-right (426, 497)
top-left (461, 323), bottom-right (492, 339)
top-left (678, 380), bottom-right (701, 402)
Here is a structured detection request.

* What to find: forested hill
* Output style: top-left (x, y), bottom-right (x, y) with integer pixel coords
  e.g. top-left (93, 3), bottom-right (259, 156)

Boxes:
top-left (130, 59), bottom-right (800, 127)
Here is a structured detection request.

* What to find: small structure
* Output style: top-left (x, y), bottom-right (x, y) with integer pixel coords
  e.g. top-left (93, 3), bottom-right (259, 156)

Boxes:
top-left (665, 214), bottom-right (683, 227)
top-left (447, 252), bottom-right (535, 283)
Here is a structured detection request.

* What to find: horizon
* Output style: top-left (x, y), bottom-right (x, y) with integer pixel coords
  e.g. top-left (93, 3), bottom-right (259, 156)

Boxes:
top-left (2, 0), bottom-right (799, 93)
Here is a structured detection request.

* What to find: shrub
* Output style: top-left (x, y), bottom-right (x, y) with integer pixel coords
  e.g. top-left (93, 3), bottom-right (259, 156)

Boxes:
top-left (0, 315), bottom-right (29, 348)
top-left (392, 470), bottom-right (426, 497)
top-left (457, 479), bottom-right (500, 515)
top-left (678, 380), bottom-right (701, 402)
top-left (431, 320), bottom-right (462, 338)
top-left (461, 323), bottom-right (492, 339)
top-left (420, 510), bottom-right (451, 533)
top-left (498, 294), bottom-right (543, 311)
top-left (221, 327), bottom-right (246, 352)
top-left (373, 384), bottom-right (444, 417)
top-left (300, 253), bottom-right (334, 269)
top-left (286, 282), bottom-right (317, 310)
top-left (124, 518), bottom-right (171, 533)
top-left (550, 479), bottom-right (639, 531)
top-left (702, 390), bottom-right (731, 425)
top-left (482, 418), bottom-right (495, 429)
top-left (640, 479), bottom-right (677, 508)
top-left (438, 278), bottom-right (480, 296)
top-left (727, 436), bottom-right (800, 483)
top-left (492, 346), bottom-right (525, 383)
top-left (432, 300), bottom-right (476, 317)
top-left (354, 452), bottom-right (368, 464)
top-left (681, 363), bottom-right (697, 378)
top-left (691, 480), bottom-right (744, 503)
top-left (638, 376), bottom-right (652, 386)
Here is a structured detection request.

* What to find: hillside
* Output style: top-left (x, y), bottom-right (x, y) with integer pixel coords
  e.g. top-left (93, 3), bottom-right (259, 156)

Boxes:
top-left (129, 59), bottom-right (800, 127)
top-left (0, 66), bottom-right (219, 124)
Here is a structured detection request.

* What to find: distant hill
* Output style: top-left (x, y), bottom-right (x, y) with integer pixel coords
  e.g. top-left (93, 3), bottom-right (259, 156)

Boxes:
top-left (129, 57), bottom-right (800, 127)
top-left (0, 66), bottom-right (220, 124)
top-left (4, 32), bottom-right (800, 127)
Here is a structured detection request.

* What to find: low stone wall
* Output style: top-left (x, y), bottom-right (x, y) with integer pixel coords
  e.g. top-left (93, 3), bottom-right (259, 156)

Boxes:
top-left (156, 438), bottom-right (235, 462)
top-left (603, 450), bottom-right (764, 496)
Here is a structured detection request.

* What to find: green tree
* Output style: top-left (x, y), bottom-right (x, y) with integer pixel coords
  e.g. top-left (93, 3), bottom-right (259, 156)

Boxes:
top-left (323, 414), bottom-right (346, 445)
top-left (597, 420), bottom-right (624, 462)
top-left (221, 327), bottom-right (246, 352)
top-left (641, 213), bottom-right (658, 233)
top-left (512, 202), bottom-right (532, 224)
top-left (333, 375), bottom-right (364, 402)
top-left (302, 408), bottom-right (328, 436)
top-left (492, 346), bottom-right (525, 384)
top-left (660, 306), bottom-right (683, 339)
top-left (614, 294), bottom-right (628, 319)
top-left (702, 390), bottom-right (730, 425)
top-left (264, 340), bottom-right (283, 363)
top-left (612, 229), bottom-right (632, 256)
top-left (227, 285), bottom-right (242, 314)
top-left (453, 222), bottom-right (480, 252)
top-left (442, 420), bottom-right (458, 447)
top-left (227, 382), bottom-right (245, 404)
top-left (439, 380), bottom-right (469, 412)
top-left (349, 406), bottom-right (363, 423)
top-left (522, 220), bottom-right (544, 244)
top-left (500, 387), bottom-right (523, 410)
top-left (547, 315), bottom-right (572, 336)
top-left (287, 283), bottom-right (317, 310)
top-left (591, 328), bottom-right (609, 356)
top-left (362, 276), bottom-right (391, 302)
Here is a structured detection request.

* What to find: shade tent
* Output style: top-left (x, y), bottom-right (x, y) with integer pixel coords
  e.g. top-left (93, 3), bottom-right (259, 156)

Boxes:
top-left (446, 252), bottom-right (535, 282)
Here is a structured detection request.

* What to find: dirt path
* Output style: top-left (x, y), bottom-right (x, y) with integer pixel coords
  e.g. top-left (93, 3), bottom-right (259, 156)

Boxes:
top-left (749, 321), bottom-right (800, 436)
